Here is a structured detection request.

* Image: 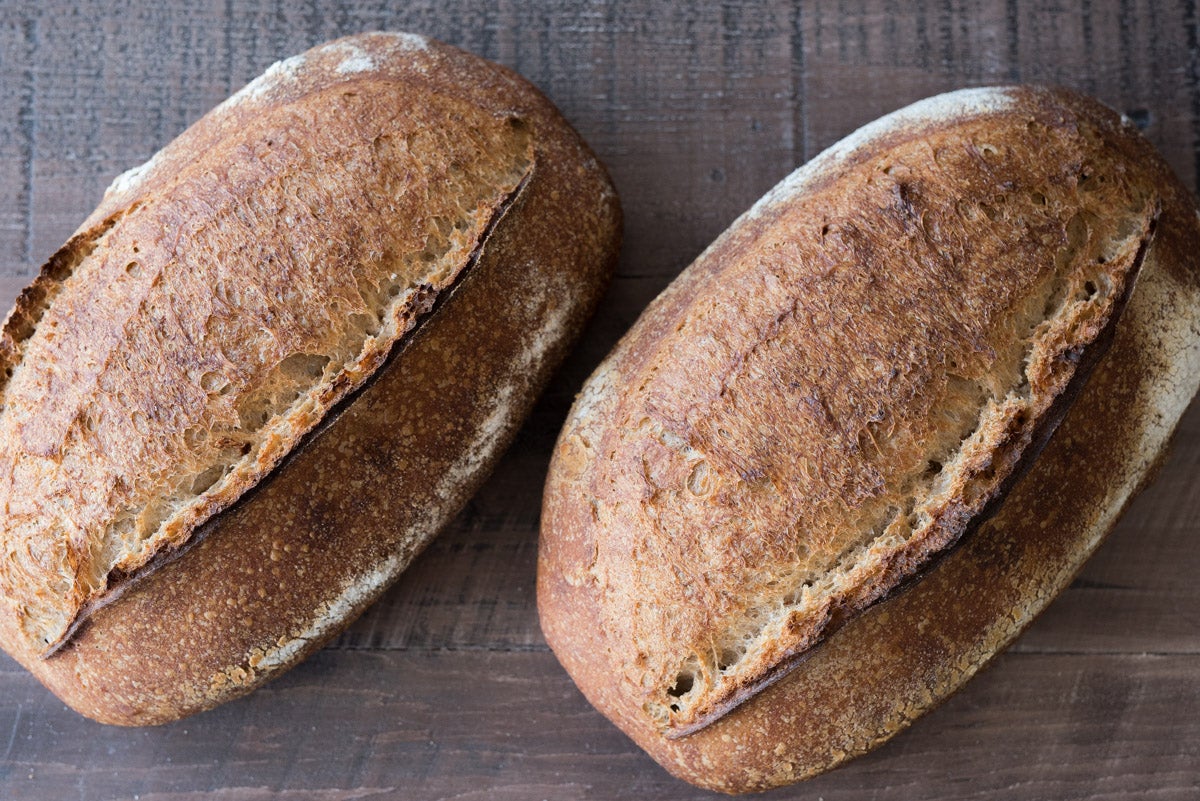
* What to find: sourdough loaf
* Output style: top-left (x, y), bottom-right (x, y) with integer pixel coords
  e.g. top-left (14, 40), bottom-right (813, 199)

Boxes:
top-left (0, 32), bottom-right (620, 724)
top-left (538, 86), bottom-right (1200, 791)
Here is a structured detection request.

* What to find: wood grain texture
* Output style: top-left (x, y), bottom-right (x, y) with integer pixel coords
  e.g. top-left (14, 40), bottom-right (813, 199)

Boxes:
top-left (0, 0), bottom-right (1198, 797)
top-left (0, 651), bottom-right (1196, 800)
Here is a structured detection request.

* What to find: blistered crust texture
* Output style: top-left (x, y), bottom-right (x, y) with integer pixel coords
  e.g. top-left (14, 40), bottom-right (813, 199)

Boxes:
top-left (538, 86), bottom-right (1200, 790)
top-left (0, 32), bottom-right (621, 723)
top-left (2, 67), bottom-right (533, 655)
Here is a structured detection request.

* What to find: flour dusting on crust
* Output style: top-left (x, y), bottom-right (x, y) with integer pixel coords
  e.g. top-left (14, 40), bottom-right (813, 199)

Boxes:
top-left (380, 31), bottom-right (429, 52)
top-left (107, 152), bottom-right (161, 197)
top-left (746, 87), bottom-right (1019, 226)
top-left (328, 41), bottom-right (376, 74)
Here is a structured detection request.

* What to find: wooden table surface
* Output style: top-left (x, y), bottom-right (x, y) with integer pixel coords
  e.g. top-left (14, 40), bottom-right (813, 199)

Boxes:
top-left (1, 1), bottom-right (1198, 798)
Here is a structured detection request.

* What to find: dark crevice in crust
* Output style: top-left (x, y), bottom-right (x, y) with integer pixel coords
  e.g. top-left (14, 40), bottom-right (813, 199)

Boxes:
top-left (665, 212), bottom-right (1157, 739)
top-left (42, 162), bottom-right (535, 659)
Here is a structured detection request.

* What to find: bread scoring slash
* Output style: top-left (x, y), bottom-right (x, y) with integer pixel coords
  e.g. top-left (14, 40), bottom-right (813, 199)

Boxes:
top-left (538, 86), bottom-right (1200, 791)
top-left (0, 33), bottom-right (620, 724)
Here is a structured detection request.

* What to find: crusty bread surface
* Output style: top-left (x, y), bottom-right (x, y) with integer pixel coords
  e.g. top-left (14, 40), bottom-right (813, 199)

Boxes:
top-left (537, 85), bottom-right (1200, 791)
top-left (0, 32), bottom-right (620, 724)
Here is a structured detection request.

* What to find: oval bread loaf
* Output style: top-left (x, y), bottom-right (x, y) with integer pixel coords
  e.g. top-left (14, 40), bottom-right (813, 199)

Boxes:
top-left (0, 32), bottom-right (621, 724)
top-left (538, 86), bottom-right (1200, 791)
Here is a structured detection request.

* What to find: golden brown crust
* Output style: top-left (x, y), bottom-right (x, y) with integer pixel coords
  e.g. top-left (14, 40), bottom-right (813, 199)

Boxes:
top-left (0, 32), bottom-right (620, 724)
top-left (538, 85), bottom-right (1200, 790)
top-left (4, 75), bottom-right (535, 656)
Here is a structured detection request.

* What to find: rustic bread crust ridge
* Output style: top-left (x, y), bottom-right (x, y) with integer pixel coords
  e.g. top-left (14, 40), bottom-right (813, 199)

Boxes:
top-left (0, 32), bottom-right (621, 724)
top-left (538, 85), bottom-right (1200, 791)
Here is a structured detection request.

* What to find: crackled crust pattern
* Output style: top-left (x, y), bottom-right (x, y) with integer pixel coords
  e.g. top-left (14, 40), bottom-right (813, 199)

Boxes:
top-left (0, 40), bottom-right (535, 656)
top-left (0, 33), bottom-right (620, 724)
top-left (538, 86), bottom-right (1194, 754)
top-left (0, 32), bottom-right (618, 677)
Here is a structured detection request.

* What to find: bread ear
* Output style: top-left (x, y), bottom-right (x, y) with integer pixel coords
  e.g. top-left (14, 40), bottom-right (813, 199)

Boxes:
top-left (0, 32), bottom-right (620, 725)
top-left (538, 85), bottom-right (1200, 792)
